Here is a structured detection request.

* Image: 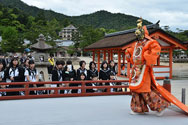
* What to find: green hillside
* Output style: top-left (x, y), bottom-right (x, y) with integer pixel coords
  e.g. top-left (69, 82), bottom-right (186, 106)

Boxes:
top-left (0, 0), bottom-right (187, 53)
top-left (0, 0), bottom-right (151, 30)
top-left (0, 0), bottom-right (68, 21)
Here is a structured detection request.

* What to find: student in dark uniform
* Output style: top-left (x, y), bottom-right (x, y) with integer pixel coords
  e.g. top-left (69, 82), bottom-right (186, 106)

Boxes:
top-left (63, 61), bottom-right (76, 81)
top-left (109, 72), bottom-right (122, 92)
top-left (23, 58), bottom-right (30, 82)
top-left (99, 61), bottom-right (110, 81)
top-left (0, 54), bottom-right (6, 68)
top-left (7, 57), bottom-right (25, 96)
top-left (77, 72), bottom-right (86, 93)
top-left (86, 73), bottom-right (98, 93)
top-left (24, 60), bottom-right (39, 95)
top-left (63, 60), bottom-right (77, 93)
top-left (77, 60), bottom-right (87, 80)
top-left (23, 58), bottom-right (30, 70)
top-left (99, 61), bottom-right (111, 92)
top-left (109, 60), bottom-right (117, 76)
top-left (0, 59), bottom-right (6, 96)
top-left (51, 60), bottom-right (65, 94)
top-left (87, 61), bottom-right (98, 80)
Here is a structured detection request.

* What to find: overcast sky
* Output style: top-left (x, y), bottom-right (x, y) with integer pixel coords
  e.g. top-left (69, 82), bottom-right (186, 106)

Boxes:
top-left (21, 0), bottom-right (188, 31)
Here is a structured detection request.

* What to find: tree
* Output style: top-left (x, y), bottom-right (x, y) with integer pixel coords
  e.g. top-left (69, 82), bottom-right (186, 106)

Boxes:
top-left (79, 27), bottom-right (105, 49)
top-left (72, 31), bottom-right (81, 54)
top-left (35, 11), bottom-right (46, 25)
top-left (1, 26), bottom-right (24, 52)
top-left (62, 18), bottom-right (71, 27)
top-left (46, 18), bottom-right (60, 43)
top-left (67, 45), bottom-right (75, 56)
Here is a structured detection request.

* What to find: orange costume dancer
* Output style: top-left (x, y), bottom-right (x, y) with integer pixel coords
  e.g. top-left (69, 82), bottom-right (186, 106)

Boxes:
top-left (125, 18), bottom-right (170, 116)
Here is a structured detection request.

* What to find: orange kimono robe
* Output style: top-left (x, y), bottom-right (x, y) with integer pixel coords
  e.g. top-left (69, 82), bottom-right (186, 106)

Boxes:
top-left (125, 37), bottom-right (161, 93)
top-left (125, 26), bottom-right (170, 113)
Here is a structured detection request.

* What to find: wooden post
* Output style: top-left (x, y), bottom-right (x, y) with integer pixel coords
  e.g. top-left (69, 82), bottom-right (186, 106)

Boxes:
top-left (123, 52), bottom-right (125, 65)
top-left (118, 50), bottom-right (121, 76)
top-left (97, 51), bottom-right (100, 72)
top-left (169, 48), bottom-right (173, 79)
top-left (81, 82), bottom-right (86, 93)
top-left (127, 62), bottom-right (130, 78)
top-left (103, 50), bottom-right (106, 61)
top-left (108, 50), bottom-right (110, 63)
top-left (54, 87), bottom-right (58, 94)
top-left (157, 56), bottom-right (160, 66)
top-left (93, 51), bottom-right (95, 61)
top-left (110, 50), bottom-right (113, 60)
top-left (25, 83), bottom-right (29, 96)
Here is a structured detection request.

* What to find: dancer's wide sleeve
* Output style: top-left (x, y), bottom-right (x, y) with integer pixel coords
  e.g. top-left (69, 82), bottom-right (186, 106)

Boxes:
top-left (125, 43), bottom-right (135, 64)
top-left (125, 46), bottom-right (134, 64)
top-left (143, 41), bottom-right (161, 66)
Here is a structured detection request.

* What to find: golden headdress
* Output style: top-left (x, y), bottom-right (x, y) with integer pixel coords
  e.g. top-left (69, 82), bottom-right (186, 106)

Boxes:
top-left (135, 17), bottom-right (145, 40)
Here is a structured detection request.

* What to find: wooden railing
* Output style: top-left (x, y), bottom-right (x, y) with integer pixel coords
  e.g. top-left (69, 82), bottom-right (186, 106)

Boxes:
top-left (0, 80), bottom-right (130, 100)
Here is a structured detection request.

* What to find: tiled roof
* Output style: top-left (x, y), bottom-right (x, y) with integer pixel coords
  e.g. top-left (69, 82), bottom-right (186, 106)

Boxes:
top-left (85, 24), bottom-right (185, 50)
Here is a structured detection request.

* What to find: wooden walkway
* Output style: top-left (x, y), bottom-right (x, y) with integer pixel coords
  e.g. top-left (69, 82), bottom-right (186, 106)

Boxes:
top-left (0, 95), bottom-right (187, 125)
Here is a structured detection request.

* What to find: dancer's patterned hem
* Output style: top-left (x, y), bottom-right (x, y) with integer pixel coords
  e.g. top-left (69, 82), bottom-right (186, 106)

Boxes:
top-left (131, 87), bottom-right (170, 113)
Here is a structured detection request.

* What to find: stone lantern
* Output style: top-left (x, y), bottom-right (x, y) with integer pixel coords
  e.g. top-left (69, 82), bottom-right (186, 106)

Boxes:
top-left (30, 34), bottom-right (53, 82)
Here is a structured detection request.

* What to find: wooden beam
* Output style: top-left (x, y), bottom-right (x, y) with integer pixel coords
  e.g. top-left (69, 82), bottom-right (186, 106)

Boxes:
top-left (157, 56), bottom-right (160, 66)
top-left (154, 71), bottom-right (170, 73)
top-left (97, 51), bottom-right (100, 72)
top-left (84, 47), bottom-right (122, 52)
top-left (127, 62), bottom-right (130, 78)
top-left (123, 52), bottom-right (125, 65)
top-left (151, 32), bottom-right (187, 50)
top-left (154, 65), bottom-right (170, 68)
top-left (169, 47), bottom-right (173, 79)
top-left (103, 50), bottom-right (106, 61)
top-left (161, 46), bottom-right (171, 49)
top-left (122, 42), bottom-right (136, 50)
top-left (110, 50), bottom-right (113, 60)
top-left (93, 51), bottom-right (95, 61)
top-left (108, 50), bottom-right (110, 63)
top-left (161, 51), bottom-right (169, 53)
top-left (118, 50), bottom-right (121, 76)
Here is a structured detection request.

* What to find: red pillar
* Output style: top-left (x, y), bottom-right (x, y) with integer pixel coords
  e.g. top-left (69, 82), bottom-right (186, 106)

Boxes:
top-left (169, 48), bottom-right (173, 79)
top-left (127, 62), bottom-right (130, 78)
top-left (157, 56), bottom-right (160, 66)
top-left (108, 50), bottom-right (110, 63)
top-left (93, 51), bottom-right (95, 61)
top-left (122, 52), bottom-right (125, 65)
top-left (110, 50), bottom-right (113, 60)
top-left (97, 51), bottom-right (100, 72)
top-left (103, 50), bottom-right (106, 61)
top-left (118, 50), bottom-right (121, 76)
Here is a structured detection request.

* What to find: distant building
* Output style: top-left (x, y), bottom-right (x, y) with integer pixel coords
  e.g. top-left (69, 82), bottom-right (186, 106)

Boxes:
top-left (57, 24), bottom-right (81, 57)
top-left (55, 39), bottom-right (74, 47)
top-left (59, 24), bottom-right (78, 40)
top-left (54, 39), bottom-right (74, 57)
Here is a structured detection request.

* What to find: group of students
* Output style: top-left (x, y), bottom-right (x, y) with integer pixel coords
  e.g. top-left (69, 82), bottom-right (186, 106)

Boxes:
top-left (0, 57), bottom-right (42, 96)
top-left (0, 56), bottom-right (122, 96)
top-left (51, 60), bottom-right (122, 94)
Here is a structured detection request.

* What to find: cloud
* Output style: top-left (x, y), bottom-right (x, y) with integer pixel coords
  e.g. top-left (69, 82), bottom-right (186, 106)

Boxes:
top-left (148, 11), bottom-right (188, 30)
top-left (21, 0), bottom-right (188, 31)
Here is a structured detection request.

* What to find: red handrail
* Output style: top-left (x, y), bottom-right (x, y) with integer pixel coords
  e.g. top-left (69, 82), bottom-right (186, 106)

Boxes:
top-left (0, 80), bottom-right (130, 100)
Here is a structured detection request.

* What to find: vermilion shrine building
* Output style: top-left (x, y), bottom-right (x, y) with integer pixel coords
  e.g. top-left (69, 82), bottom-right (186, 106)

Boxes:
top-left (85, 23), bottom-right (188, 79)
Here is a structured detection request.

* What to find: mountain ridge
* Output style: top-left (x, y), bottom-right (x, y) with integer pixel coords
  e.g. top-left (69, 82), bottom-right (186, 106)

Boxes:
top-left (0, 0), bottom-right (151, 30)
